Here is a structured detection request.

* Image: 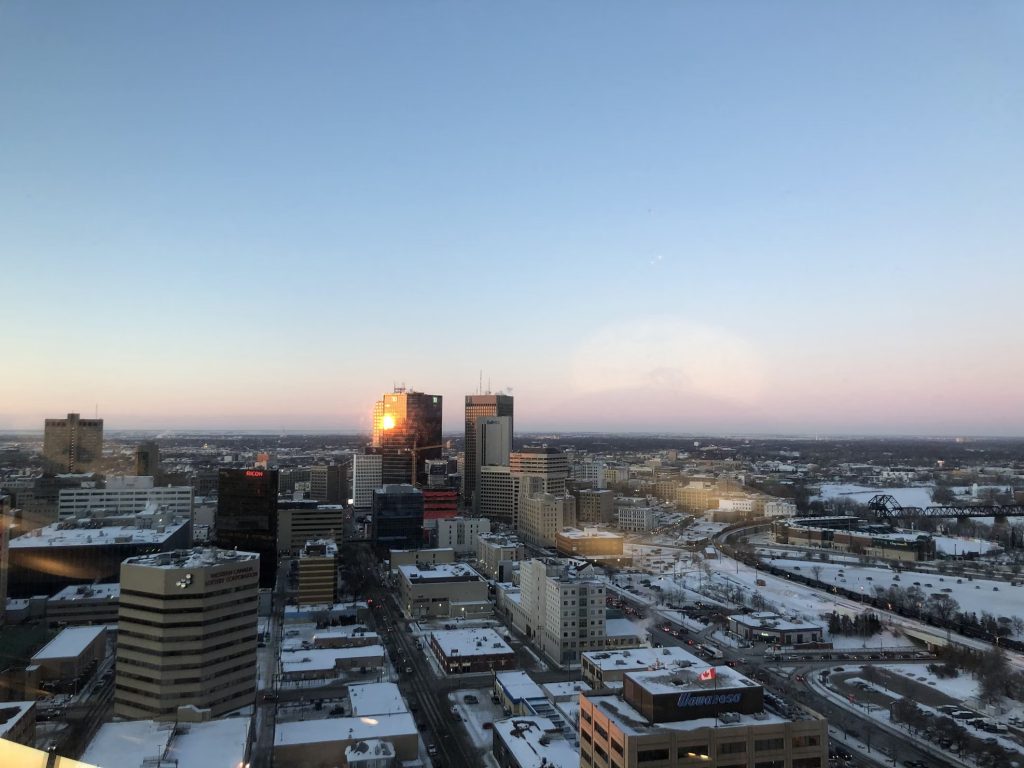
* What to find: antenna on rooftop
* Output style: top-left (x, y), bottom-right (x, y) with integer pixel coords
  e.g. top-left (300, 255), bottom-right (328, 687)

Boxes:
top-left (478, 370), bottom-right (483, 395)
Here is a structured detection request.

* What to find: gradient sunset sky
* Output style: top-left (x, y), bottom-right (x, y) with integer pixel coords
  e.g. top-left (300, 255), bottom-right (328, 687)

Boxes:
top-left (2, 2), bottom-right (1022, 435)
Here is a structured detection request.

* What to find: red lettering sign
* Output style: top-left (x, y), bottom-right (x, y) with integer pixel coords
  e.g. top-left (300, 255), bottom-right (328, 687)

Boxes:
top-left (245, 470), bottom-right (265, 477)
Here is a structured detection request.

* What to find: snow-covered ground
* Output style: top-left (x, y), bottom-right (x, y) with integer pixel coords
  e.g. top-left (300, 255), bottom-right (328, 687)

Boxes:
top-left (816, 484), bottom-right (935, 508)
top-left (766, 557), bottom-right (1024, 630)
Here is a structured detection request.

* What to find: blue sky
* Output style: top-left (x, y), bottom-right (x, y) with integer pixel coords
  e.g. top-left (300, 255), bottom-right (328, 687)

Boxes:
top-left (2, 2), bottom-right (1022, 434)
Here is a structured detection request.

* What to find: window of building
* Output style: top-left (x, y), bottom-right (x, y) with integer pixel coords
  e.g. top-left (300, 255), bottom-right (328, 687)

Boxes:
top-left (638, 748), bottom-right (669, 762)
top-left (754, 761), bottom-right (785, 768)
top-left (754, 737), bottom-right (785, 751)
top-left (792, 735), bottom-right (821, 749)
top-left (611, 740), bottom-right (623, 755)
top-left (678, 746), bottom-right (709, 760)
top-left (581, 709), bottom-right (592, 723)
top-left (594, 723), bottom-right (607, 740)
top-left (792, 759), bottom-right (821, 768)
top-left (718, 741), bottom-right (746, 755)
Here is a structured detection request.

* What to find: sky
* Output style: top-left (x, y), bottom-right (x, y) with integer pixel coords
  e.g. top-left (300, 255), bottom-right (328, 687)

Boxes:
top-left (1, 2), bottom-right (1022, 436)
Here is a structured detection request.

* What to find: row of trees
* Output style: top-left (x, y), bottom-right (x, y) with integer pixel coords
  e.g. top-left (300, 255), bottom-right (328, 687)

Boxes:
top-left (826, 611), bottom-right (882, 637)
top-left (890, 698), bottom-right (1010, 768)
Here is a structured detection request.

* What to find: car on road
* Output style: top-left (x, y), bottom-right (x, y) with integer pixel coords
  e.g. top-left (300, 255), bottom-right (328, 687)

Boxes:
top-left (427, 745), bottom-right (439, 757)
top-left (405, 666), bottom-right (413, 674)
top-left (464, 694), bottom-right (478, 704)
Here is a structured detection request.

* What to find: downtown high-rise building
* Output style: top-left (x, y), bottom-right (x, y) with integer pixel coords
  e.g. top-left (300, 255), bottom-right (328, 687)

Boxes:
top-left (134, 440), bottom-right (160, 477)
top-left (372, 388), bottom-right (443, 486)
top-left (114, 548), bottom-right (259, 719)
top-left (43, 413), bottom-right (104, 473)
top-left (351, 450), bottom-right (383, 509)
top-left (464, 394), bottom-right (513, 509)
top-left (215, 468), bottom-right (279, 587)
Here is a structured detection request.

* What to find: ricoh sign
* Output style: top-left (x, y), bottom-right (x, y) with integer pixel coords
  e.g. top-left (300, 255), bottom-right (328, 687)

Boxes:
top-left (647, 686), bottom-right (763, 723)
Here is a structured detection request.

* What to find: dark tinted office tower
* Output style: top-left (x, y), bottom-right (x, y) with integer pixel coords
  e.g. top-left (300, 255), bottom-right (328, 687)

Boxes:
top-left (464, 394), bottom-right (513, 508)
top-left (134, 441), bottom-right (160, 477)
top-left (215, 468), bottom-right (279, 586)
top-left (373, 389), bottom-right (443, 486)
top-left (371, 484), bottom-right (424, 550)
top-left (43, 413), bottom-right (104, 473)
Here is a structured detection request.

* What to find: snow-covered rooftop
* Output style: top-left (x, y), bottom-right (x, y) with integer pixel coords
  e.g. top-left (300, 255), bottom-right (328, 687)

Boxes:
top-left (587, 694), bottom-right (787, 736)
top-left (82, 718), bottom-right (250, 768)
top-left (348, 682), bottom-right (407, 717)
top-left (9, 519), bottom-right (190, 549)
top-left (431, 628), bottom-right (513, 658)
top-left (32, 625), bottom-right (105, 661)
top-left (125, 547), bottom-right (259, 569)
top-left (397, 563), bottom-right (482, 582)
top-left (583, 646), bottom-right (701, 673)
top-left (48, 583), bottom-right (120, 602)
top-left (280, 645), bottom-right (384, 674)
top-left (729, 611), bottom-right (822, 632)
top-left (492, 716), bottom-right (580, 768)
top-left (496, 671), bottom-right (544, 702)
top-left (604, 617), bottom-right (645, 639)
top-left (275, 712), bottom-right (416, 746)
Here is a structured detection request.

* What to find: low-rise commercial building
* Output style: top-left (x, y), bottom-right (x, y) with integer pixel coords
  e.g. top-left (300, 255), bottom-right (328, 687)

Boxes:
top-left (46, 583), bottom-right (120, 627)
top-left (280, 646), bottom-right (385, 682)
top-left (492, 716), bottom-right (580, 768)
top-left (615, 498), bottom-right (658, 532)
top-left (429, 628), bottom-right (515, 674)
top-left (728, 613), bottom-right (825, 646)
top-left (389, 547), bottom-right (455, 570)
top-left (396, 563), bottom-right (491, 620)
top-left (274, 713), bottom-right (417, 768)
top-left (555, 527), bottom-right (624, 563)
top-left (57, 479), bottom-right (193, 519)
top-left (30, 625), bottom-right (106, 680)
top-left (579, 650), bottom-right (828, 768)
top-left (311, 625), bottom-right (379, 649)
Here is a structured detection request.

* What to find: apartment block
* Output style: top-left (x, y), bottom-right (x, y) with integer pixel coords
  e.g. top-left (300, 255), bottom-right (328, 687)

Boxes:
top-left (435, 516), bottom-right (490, 554)
top-left (518, 492), bottom-right (575, 548)
top-left (476, 533), bottom-right (525, 579)
top-left (297, 539), bottom-right (337, 606)
top-left (351, 452), bottom-right (383, 509)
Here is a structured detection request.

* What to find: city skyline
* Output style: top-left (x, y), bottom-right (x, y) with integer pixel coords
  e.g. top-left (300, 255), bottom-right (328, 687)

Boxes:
top-left (3, 2), bottom-right (1022, 435)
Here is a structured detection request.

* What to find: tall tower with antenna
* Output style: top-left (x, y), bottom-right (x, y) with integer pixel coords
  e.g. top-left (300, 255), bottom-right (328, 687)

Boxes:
top-left (464, 390), bottom-right (514, 511)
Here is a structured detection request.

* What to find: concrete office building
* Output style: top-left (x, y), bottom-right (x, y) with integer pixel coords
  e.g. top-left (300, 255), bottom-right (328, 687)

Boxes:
top-left (517, 558), bottom-right (607, 666)
top-left (30, 625), bottom-right (107, 681)
top-left (43, 413), bottom-right (103, 473)
top-left (396, 562), bottom-right (491, 620)
top-left (372, 388), bottom-right (443, 486)
top-left (310, 462), bottom-right (350, 505)
top-left (579, 650), bottom-right (828, 768)
top-left (478, 465), bottom-right (517, 526)
top-left (435, 516), bottom-right (490, 554)
top-left (615, 497), bottom-right (660, 532)
top-left (466, 394), bottom-right (513, 511)
top-left (351, 452), bottom-right (383, 509)
top-left (134, 441), bottom-right (160, 478)
top-left (476, 533), bottom-right (525, 579)
top-left (371, 484), bottom-right (424, 550)
top-left (510, 447), bottom-right (569, 494)
top-left (115, 548), bottom-right (259, 720)
top-left (297, 539), bottom-right (337, 606)
top-left (277, 501), bottom-right (344, 554)
top-left (575, 488), bottom-right (615, 524)
top-left (518, 492), bottom-right (576, 548)
top-left (58, 479), bottom-right (193, 519)
top-left (573, 459), bottom-right (608, 489)
top-left (215, 468), bottom-right (278, 587)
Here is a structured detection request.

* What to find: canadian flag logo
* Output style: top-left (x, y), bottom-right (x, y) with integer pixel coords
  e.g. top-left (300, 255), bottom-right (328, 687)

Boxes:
top-left (699, 667), bottom-right (717, 682)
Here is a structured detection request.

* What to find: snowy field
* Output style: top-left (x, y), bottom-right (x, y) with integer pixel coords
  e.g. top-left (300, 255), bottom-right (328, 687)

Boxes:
top-left (816, 484), bottom-right (935, 508)
top-left (765, 557), bottom-right (1024, 628)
